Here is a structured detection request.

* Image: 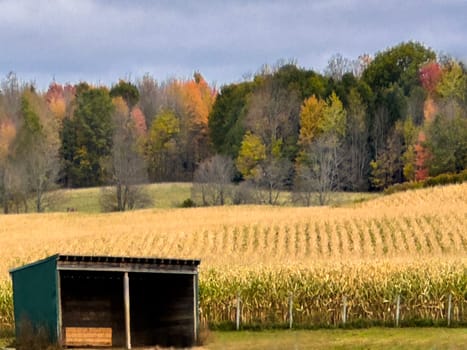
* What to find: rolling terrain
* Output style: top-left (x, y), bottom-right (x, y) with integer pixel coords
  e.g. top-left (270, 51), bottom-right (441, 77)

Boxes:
top-left (0, 183), bottom-right (466, 329)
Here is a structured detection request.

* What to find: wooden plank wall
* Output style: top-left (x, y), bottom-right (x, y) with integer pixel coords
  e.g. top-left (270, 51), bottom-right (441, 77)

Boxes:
top-left (64, 327), bottom-right (112, 347)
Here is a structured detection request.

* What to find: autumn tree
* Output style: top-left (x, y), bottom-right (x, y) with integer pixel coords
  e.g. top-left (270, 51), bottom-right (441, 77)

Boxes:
top-left (370, 124), bottom-right (404, 189)
top-left (294, 92), bottom-right (346, 205)
top-left (414, 59), bottom-right (467, 178)
top-left (45, 82), bottom-right (75, 121)
top-left (236, 73), bottom-right (300, 203)
top-left (236, 131), bottom-right (266, 178)
top-left (144, 109), bottom-right (181, 181)
top-left (177, 73), bottom-right (217, 175)
top-left (23, 90), bottom-right (61, 212)
top-left (0, 73), bottom-right (25, 213)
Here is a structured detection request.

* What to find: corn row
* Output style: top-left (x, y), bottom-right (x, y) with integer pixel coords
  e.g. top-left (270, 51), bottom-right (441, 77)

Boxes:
top-left (199, 261), bottom-right (467, 327)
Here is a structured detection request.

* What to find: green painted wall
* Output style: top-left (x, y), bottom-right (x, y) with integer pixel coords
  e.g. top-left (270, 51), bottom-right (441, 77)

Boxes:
top-left (10, 255), bottom-right (59, 342)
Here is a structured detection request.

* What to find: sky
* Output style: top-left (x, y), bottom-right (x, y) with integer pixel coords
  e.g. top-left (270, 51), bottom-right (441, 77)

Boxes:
top-left (0, 0), bottom-right (466, 90)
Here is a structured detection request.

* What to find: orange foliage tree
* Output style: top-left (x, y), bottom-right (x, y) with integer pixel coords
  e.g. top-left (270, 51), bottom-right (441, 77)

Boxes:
top-left (176, 73), bottom-right (217, 173)
top-left (414, 131), bottom-right (430, 181)
top-left (45, 82), bottom-right (76, 121)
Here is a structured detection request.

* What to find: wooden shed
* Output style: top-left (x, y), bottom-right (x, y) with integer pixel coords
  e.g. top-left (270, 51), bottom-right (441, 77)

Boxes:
top-left (9, 254), bottom-right (201, 349)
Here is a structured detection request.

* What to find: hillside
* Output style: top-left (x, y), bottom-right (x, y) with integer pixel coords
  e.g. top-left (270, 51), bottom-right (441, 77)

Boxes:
top-left (0, 183), bottom-right (466, 278)
top-left (1, 183), bottom-right (466, 329)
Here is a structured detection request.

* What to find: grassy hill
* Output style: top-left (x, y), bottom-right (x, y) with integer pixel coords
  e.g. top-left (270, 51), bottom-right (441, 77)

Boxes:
top-left (26, 182), bottom-right (379, 213)
top-left (0, 183), bottom-right (466, 329)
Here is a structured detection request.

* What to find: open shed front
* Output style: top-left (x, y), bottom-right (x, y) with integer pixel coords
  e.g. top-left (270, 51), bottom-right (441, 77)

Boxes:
top-left (10, 255), bottom-right (200, 349)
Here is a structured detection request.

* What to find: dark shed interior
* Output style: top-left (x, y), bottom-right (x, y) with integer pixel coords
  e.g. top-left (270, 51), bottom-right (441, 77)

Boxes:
top-left (129, 273), bottom-right (195, 347)
top-left (60, 270), bottom-right (126, 347)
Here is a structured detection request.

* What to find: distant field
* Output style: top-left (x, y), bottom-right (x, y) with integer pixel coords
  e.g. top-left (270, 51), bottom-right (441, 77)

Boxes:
top-left (43, 182), bottom-right (378, 213)
top-left (0, 183), bottom-right (466, 330)
top-left (47, 182), bottom-right (193, 212)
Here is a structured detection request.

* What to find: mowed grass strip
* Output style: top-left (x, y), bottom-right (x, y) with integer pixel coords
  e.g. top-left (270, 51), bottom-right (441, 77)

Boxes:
top-left (207, 328), bottom-right (467, 350)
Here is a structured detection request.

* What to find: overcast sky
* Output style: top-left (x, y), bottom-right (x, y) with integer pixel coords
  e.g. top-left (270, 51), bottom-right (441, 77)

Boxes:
top-left (1, 0), bottom-right (466, 90)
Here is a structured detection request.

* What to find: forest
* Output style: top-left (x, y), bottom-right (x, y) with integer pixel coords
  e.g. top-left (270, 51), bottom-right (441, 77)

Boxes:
top-left (0, 41), bottom-right (466, 212)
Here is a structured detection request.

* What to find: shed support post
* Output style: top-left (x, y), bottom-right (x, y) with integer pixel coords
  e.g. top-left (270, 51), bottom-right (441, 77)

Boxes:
top-left (193, 273), bottom-right (199, 345)
top-left (124, 272), bottom-right (131, 349)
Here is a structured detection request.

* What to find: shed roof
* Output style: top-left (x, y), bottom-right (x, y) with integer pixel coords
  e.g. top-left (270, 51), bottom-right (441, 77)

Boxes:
top-left (10, 254), bottom-right (200, 275)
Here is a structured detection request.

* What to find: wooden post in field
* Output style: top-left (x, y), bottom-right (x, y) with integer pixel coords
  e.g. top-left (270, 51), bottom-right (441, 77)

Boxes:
top-left (236, 294), bottom-right (241, 331)
top-left (395, 294), bottom-right (401, 327)
top-left (123, 272), bottom-right (131, 349)
top-left (342, 296), bottom-right (347, 325)
top-left (288, 293), bottom-right (293, 329)
top-left (447, 293), bottom-right (452, 327)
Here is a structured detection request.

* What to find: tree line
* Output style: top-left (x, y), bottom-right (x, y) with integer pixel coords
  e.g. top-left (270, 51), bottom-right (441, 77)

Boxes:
top-left (0, 41), bottom-right (466, 212)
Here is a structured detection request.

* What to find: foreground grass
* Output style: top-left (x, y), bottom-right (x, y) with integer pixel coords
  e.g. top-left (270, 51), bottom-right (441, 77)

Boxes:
top-left (207, 328), bottom-right (467, 350)
top-left (2, 328), bottom-right (466, 349)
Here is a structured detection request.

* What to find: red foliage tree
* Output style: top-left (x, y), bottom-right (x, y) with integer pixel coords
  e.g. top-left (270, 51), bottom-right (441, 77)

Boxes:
top-left (131, 106), bottom-right (147, 136)
top-left (419, 62), bottom-right (442, 95)
top-left (414, 131), bottom-right (430, 181)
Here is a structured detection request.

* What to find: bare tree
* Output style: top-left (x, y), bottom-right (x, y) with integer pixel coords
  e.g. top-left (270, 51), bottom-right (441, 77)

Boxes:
top-left (191, 155), bottom-right (235, 206)
top-left (250, 158), bottom-right (292, 205)
top-left (294, 134), bottom-right (342, 206)
top-left (341, 89), bottom-right (369, 190)
top-left (241, 75), bottom-right (299, 204)
top-left (245, 77), bottom-right (300, 156)
top-left (2, 161), bottom-right (28, 213)
top-left (137, 74), bottom-right (160, 128)
top-left (325, 54), bottom-right (354, 81)
top-left (100, 98), bottom-right (152, 212)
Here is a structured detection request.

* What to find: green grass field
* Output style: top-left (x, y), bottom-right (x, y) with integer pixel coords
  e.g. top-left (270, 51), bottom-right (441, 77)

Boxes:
top-left (2, 328), bottom-right (467, 349)
top-left (46, 182), bottom-right (193, 212)
top-left (36, 183), bottom-right (379, 213)
top-left (206, 328), bottom-right (467, 350)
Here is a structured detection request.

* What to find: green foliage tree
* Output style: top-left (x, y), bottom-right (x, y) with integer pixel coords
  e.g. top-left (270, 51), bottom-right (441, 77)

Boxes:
top-left (362, 41), bottom-right (436, 95)
top-left (110, 80), bottom-right (140, 109)
top-left (60, 87), bottom-right (114, 187)
top-left (436, 61), bottom-right (466, 102)
top-left (208, 82), bottom-right (253, 158)
top-left (426, 113), bottom-right (467, 176)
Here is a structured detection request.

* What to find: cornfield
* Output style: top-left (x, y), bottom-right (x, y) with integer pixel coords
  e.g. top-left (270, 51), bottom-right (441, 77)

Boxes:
top-left (0, 183), bottom-right (466, 329)
top-left (200, 261), bottom-right (467, 328)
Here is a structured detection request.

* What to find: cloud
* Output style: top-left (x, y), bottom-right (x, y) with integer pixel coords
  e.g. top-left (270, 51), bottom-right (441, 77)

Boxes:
top-left (0, 0), bottom-right (466, 89)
